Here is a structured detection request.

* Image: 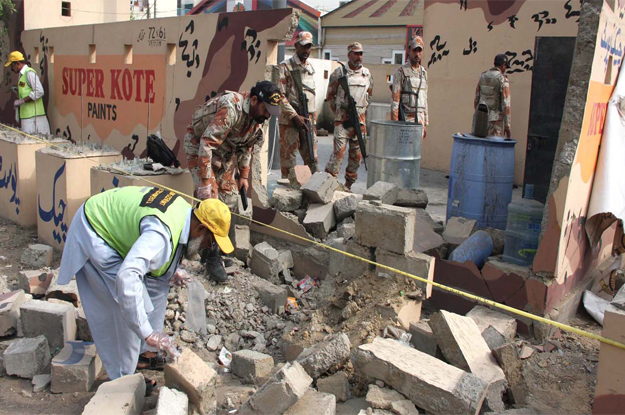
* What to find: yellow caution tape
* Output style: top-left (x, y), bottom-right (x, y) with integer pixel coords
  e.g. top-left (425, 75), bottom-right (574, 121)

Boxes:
top-left (3, 123), bottom-right (624, 350)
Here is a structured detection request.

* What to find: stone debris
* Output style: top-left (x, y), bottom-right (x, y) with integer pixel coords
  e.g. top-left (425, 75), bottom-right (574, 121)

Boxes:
top-left (394, 189), bottom-right (428, 209)
top-left (82, 373), bottom-right (145, 415)
top-left (301, 172), bottom-right (339, 204)
top-left (20, 299), bottom-right (77, 350)
top-left (443, 217), bottom-right (477, 245)
top-left (270, 187), bottom-right (304, 212)
top-left (278, 250), bottom-right (295, 272)
top-left (0, 290), bottom-right (25, 336)
top-left (492, 343), bottom-right (529, 405)
top-left (316, 371), bottom-right (350, 402)
top-left (252, 278), bottom-right (288, 314)
top-left (356, 202), bottom-right (416, 255)
top-left (206, 335), bottom-right (222, 351)
top-left (3, 335), bottom-right (51, 379)
top-left (390, 399), bottom-right (419, 415)
top-left (9, 270), bottom-right (41, 292)
top-left (156, 386), bottom-right (189, 415)
top-left (296, 333), bottom-right (351, 379)
top-left (328, 240), bottom-right (373, 279)
top-left (293, 165), bottom-right (312, 188)
top-left (364, 181), bottom-right (399, 205)
top-left (32, 373), bottom-right (51, 393)
top-left (366, 384), bottom-right (407, 409)
top-left (76, 307), bottom-right (93, 342)
top-left (251, 242), bottom-right (281, 282)
top-left (20, 244), bottom-right (53, 268)
top-left (231, 349), bottom-right (274, 380)
top-left (467, 306), bottom-right (518, 349)
top-left (408, 321), bottom-right (438, 357)
top-left (334, 194), bottom-right (363, 222)
top-left (51, 341), bottom-right (101, 393)
top-left (164, 348), bottom-right (217, 415)
top-left (46, 276), bottom-right (80, 307)
top-left (336, 220), bottom-right (356, 239)
top-left (415, 208), bottom-right (444, 234)
top-left (304, 203), bottom-right (337, 239)
top-left (283, 389), bottom-right (337, 415)
top-left (413, 214), bottom-right (447, 256)
top-left (233, 225), bottom-right (252, 262)
top-left (375, 249), bottom-right (435, 299)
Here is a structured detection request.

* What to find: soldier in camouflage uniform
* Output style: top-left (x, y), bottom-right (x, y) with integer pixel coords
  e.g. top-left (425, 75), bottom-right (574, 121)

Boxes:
top-left (324, 42), bottom-right (374, 191)
top-left (277, 31), bottom-right (318, 187)
top-left (184, 81), bottom-right (281, 208)
top-left (391, 36), bottom-right (428, 138)
top-left (474, 54), bottom-right (511, 138)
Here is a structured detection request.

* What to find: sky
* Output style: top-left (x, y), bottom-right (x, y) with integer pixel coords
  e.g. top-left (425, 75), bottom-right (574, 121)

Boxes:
top-left (302, 0), bottom-right (342, 15)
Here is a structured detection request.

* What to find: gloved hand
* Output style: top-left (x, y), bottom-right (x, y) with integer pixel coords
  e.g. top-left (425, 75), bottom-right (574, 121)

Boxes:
top-left (145, 331), bottom-right (180, 361)
top-left (13, 99), bottom-right (25, 108)
top-left (171, 269), bottom-right (191, 287)
top-left (196, 184), bottom-right (213, 200)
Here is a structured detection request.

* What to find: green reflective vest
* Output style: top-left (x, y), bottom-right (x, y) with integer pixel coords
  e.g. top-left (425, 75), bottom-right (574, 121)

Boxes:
top-left (18, 67), bottom-right (46, 119)
top-left (84, 186), bottom-right (190, 277)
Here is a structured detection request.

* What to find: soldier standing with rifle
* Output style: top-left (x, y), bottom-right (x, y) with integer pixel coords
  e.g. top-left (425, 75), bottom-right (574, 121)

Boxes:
top-left (277, 31), bottom-right (318, 188)
top-left (390, 36), bottom-right (428, 139)
top-left (325, 42), bottom-right (373, 191)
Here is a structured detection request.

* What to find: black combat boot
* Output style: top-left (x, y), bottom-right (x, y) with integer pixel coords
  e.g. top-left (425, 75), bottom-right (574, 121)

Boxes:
top-left (201, 247), bottom-right (228, 283)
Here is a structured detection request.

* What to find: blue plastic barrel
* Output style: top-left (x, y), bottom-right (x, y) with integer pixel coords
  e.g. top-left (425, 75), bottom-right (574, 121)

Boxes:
top-left (447, 134), bottom-right (516, 229)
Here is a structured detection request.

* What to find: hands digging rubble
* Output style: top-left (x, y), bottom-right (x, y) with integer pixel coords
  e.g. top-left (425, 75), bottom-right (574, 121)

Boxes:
top-left (0, 178), bottom-right (542, 414)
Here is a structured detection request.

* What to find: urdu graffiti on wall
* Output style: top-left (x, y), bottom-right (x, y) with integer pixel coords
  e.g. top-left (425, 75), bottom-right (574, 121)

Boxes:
top-left (38, 162), bottom-right (68, 245)
top-left (599, 21), bottom-right (623, 72)
top-left (241, 28), bottom-right (262, 63)
top-left (179, 20), bottom-right (201, 78)
top-left (0, 155), bottom-right (20, 215)
top-left (427, 35), bottom-right (450, 67)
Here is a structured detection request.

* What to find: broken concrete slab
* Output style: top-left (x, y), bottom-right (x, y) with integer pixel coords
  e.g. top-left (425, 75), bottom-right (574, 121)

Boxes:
top-left (21, 244), bottom-right (53, 268)
top-left (443, 217), bottom-right (477, 245)
top-left (334, 194), bottom-right (363, 222)
top-left (51, 341), bottom-right (100, 393)
top-left (317, 371), bottom-right (350, 402)
top-left (364, 181), bottom-right (399, 205)
top-left (284, 389), bottom-right (336, 415)
top-left (492, 343), bottom-right (528, 405)
top-left (46, 276), bottom-right (80, 307)
top-left (0, 290), bottom-right (26, 336)
top-left (408, 321), bottom-right (438, 357)
top-left (233, 225), bottom-right (252, 262)
top-left (270, 187), bottom-right (304, 212)
top-left (377, 297), bottom-right (422, 331)
top-left (297, 333), bottom-right (351, 379)
top-left (27, 270), bottom-right (54, 295)
top-left (251, 242), bottom-right (281, 281)
top-left (391, 399), bottom-right (419, 415)
top-left (4, 335), bottom-right (51, 379)
top-left (252, 279), bottom-right (288, 314)
top-left (231, 349), bottom-right (274, 380)
top-left (356, 202), bottom-right (415, 255)
top-left (415, 208), bottom-right (444, 234)
top-left (164, 348), bottom-right (217, 415)
top-left (156, 386), bottom-right (189, 415)
top-left (8, 270), bottom-right (38, 292)
top-left (413, 215), bottom-right (447, 256)
top-left (375, 249), bottom-right (435, 298)
top-left (302, 172), bottom-right (339, 204)
top-left (294, 165), bottom-right (312, 188)
top-left (395, 189), bottom-right (428, 209)
top-left (245, 361), bottom-right (312, 414)
top-left (20, 299), bottom-right (77, 350)
top-left (337, 221), bottom-right (356, 240)
top-left (304, 203), bottom-right (337, 239)
top-left (82, 373), bottom-right (145, 415)
top-left (467, 306), bottom-right (517, 346)
top-left (76, 307), bottom-right (93, 342)
top-left (328, 240), bottom-right (374, 279)
top-left (32, 373), bottom-right (51, 393)
top-left (278, 250), bottom-right (295, 272)
top-left (366, 384), bottom-right (406, 409)
top-left (352, 337), bottom-right (488, 415)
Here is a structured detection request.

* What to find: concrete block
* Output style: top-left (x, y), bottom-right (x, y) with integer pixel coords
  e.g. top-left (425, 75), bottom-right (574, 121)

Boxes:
top-left (352, 337), bottom-right (488, 415)
top-left (355, 202), bottom-right (415, 255)
top-left (415, 208), bottom-right (444, 234)
top-left (21, 244), bottom-right (53, 268)
top-left (304, 203), bottom-right (336, 239)
top-left (29, 271), bottom-right (54, 296)
top-left (278, 250), bottom-right (294, 271)
top-left (413, 214), bottom-right (446, 255)
top-left (76, 308), bottom-right (93, 342)
top-left (395, 189), bottom-right (428, 209)
top-left (302, 172), bottom-right (338, 204)
top-left (0, 339), bottom-right (15, 375)
top-left (408, 321), bottom-right (438, 357)
top-left (9, 270), bottom-right (41, 292)
top-left (297, 333), bottom-right (351, 379)
top-left (156, 386), bottom-right (189, 415)
top-left (375, 249), bottom-right (435, 298)
top-left (51, 341), bottom-right (100, 393)
top-left (252, 279), bottom-right (288, 314)
top-left (333, 194), bottom-right (362, 222)
top-left (366, 384), bottom-right (406, 409)
top-left (251, 242), bottom-right (281, 281)
top-left (284, 389), bottom-right (336, 415)
top-left (164, 348), bottom-right (217, 415)
top-left (467, 306), bottom-right (517, 346)
top-left (294, 165), bottom-right (312, 187)
top-left (46, 276), bottom-right (80, 307)
top-left (233, 225), bottom-right (251, 262)
top-left (20, 299), bottom-right (77, 350)
top-left (364, 181), bottom-right (399, 205)
top-left (337, 221), bottom-right (356, 240)
top-left (82, 373), bottom-right (145, 415)
top-left (443, 217), bottom-right (477, 245)
top-left (4, 335), bottom-right (51, 378)
top-left (231, 349), bottom-right (274, 380)
top-left (246, 361), bottom-right (312, 414)
top-left (317, 371), bottom-right (350, 402)
top-left (492, 343), bottom-right (528, 405)
top-left (32, 373), bottom-right (51, 392)
top-left (328, 240), bottom-right (373, 278)
top-left (391, 400), bottom-right (419, 415)
top-left (270, 187), bottom-right (303, 212)
top-left (0, 289), bottom-right (26, 336)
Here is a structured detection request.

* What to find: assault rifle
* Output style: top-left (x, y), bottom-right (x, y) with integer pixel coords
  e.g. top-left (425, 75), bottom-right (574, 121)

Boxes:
top-left (234, 172), bottom-right (248, 211)
top-left (337, 62), bottom-right (367, 170)
top-left (289, 68), bottom-right (315, 163)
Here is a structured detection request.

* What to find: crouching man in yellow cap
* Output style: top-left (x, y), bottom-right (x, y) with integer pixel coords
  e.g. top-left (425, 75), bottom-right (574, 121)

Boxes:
top-left (57, 186), bottom-right (233, 391)
top-left (5, 51), bottom-right (51, 134)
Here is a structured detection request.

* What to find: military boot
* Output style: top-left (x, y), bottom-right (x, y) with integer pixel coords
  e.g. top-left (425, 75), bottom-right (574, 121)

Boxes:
top-left (201, 248), bottom-right (228, 283)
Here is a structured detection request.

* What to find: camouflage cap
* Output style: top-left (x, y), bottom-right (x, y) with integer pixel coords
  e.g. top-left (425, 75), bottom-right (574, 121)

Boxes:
top-left (295, 31), bottom-right (314, 46)
top-left (409, 36), bottom-right (424, 50)
top-left (348, 42), bottom-right (364, 53)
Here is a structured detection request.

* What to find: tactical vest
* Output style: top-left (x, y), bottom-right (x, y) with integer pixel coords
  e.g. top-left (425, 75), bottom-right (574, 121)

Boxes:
top-left (477, 68), bottom-right (505, 121)
top-left (84, 186), bottom-right (190, 277)
top-left (400, 65), bottom-right (427, 114)
top-left (18, 67), bottom-right (46, 119)
top-left (287, 57), bottom-right (316, 113)
top-left (337, 67), bottom-right (371, 116)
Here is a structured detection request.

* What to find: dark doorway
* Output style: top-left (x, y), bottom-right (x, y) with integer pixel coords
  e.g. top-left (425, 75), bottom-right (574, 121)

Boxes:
top-left (524, 37), bottom-right (576, 202)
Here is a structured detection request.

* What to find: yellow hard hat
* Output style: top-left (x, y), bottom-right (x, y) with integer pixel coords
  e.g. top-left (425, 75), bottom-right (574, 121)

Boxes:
top-left (5, 51), bottom-right (25, 67)
top-left (194, 198), bottom-right (234, 254)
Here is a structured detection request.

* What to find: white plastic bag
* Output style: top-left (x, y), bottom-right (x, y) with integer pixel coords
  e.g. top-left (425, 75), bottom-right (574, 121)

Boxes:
top-left (186, 279), bottom-right (207, 335)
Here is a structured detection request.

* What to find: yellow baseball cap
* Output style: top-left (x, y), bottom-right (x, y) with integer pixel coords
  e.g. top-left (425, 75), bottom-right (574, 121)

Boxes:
top-left (194, 199), bottom-right (234, 254)
top-left (5, 51), bottom-right (25, 67)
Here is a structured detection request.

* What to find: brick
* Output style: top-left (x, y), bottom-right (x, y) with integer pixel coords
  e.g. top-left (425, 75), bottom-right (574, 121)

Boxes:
top-left (301, 172), bottom-right (339, 204)
top-left (293, 165), bottom-right (312, 188)
top-left (284, 389), bottom-right (336, 415)
top-left (395, 188), bottom-right (428, 209)
top-left (333, 194), bottom-right (362, 222)
top-left (164, 348), bottom-right (217, 415)
top-left (157, 386), bottom-right (189, 415)
top-left (231, 349), bottom-right (274, 380)
top-left (443, 217), bottom-right (477, 245)
top-left (297, 333), bottom-right (351, 379)
top-left (304, 203), bottom-right (337, 239)
top-left (0, 290), bottom-right (25, 336)
top-left (375, 249), bottom-right (435, 298)
top-left (246, 361), bottom-right (312, 414)
top-left (366, 384), bottom-right (406, 409)
top-left (355, 201), bottom-right (415, 255)
top-left (20, 300), bottom-right (77, 350)
top-left (252, 279), bottom-right (288, 314)
top-left (233, 225), bottom-right (251, 262)
top-left (51, 341), bottom-right (101, 393)
top-left (364, 181), bottom-right (399, 205)
top-left (251, 242), bottom-right (281, 281)
top-left (328, 240), bottom-right (373, 278)
top-left (4, 335), bottom-right (51, 378)
top-left (492, 343), bottom-right (528, 405)
top-left (82, 373), bottom-right (145, 415)
top-left (21, 244), bottom-right (53, 268)
top-left (352, 337), bottom-right (488, 415)
top-left (467, 306), bottom-right (517, 347)
top-left (316, 371), bottom-right (350, 402)
top-left (270, 187), bottom-right (303, 212)
top-left (408, 321), bottom-right (438, 357)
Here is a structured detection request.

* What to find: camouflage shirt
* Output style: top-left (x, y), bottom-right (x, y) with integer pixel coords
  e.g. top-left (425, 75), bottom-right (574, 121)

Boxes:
top-left (184, 91), bottom-right (264, 181)
top-left (474, 67), bottom-right (511, 130)
top-left (277, 54), bottom-right (315, 125)
top-left (391, 63), bottom-right (428, 125)
top-left (326, 64), bottom-right (373, 125)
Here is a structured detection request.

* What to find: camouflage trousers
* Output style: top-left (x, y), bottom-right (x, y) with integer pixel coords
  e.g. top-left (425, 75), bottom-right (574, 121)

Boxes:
top-left (325, 123), bottom-right (364, 186)
top-left (279, 124), bottom-right (318, 182)
top-left (187, 154), bottom-right (239, 210)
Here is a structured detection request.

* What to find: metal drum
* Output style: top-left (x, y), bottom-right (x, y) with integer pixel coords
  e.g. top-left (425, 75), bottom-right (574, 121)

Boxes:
top-left (367, 120), bottom-right (423, 189)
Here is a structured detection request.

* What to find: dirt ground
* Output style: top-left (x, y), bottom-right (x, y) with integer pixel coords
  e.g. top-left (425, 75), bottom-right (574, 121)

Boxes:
top-left (0, 216), bottom-right (603, 414)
